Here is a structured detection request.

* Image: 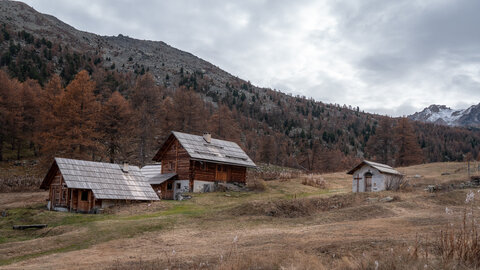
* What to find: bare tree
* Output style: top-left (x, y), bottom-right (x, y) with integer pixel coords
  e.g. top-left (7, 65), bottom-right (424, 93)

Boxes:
top-left (384, 174), bottom-right (408, 191)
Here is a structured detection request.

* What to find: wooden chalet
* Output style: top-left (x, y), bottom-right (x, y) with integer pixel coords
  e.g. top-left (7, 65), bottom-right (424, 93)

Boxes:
top-left (40, 158), bottom-right (159, 213)
top-left (149, 131), bottom-right (256, 200)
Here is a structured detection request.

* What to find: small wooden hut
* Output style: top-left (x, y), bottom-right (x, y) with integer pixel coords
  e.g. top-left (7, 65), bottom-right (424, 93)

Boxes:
top-left (40, 158), bottom-right (159, 213)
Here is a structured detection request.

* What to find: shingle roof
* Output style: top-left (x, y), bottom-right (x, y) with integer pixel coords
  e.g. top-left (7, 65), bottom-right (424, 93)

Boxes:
top-left (171, 131), bottom-right (256, 167)
top-left (52, 158), bottom-right (159, 201)
top-left (141, 165), bottom-right (177, 185)
top-left (347, 160), bottom-right (403, 175)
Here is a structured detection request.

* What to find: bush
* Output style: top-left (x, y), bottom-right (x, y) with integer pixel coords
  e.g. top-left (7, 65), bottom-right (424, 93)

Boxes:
top-left (385, 175), bottom-right (410, 191)
top-left (301, 174), bottom-right (326, 188)
top-left (246, 175), bottom-right (266, 192)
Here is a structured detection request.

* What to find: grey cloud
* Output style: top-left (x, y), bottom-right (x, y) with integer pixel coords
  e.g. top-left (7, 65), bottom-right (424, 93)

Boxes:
top-left (22, 0), bottom-right (480, 116)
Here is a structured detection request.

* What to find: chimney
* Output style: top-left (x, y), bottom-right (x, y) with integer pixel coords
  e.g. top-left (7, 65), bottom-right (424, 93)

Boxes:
top-left (203, 132), bottom-right (211, 143)
top-left (122, 162), bottom-right (129, 173)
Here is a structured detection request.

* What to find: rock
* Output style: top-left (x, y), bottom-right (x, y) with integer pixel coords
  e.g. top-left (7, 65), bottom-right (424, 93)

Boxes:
top-left (441, 172), bottom-right (450, 176)
top-left (366, 197), bottom-right (379, 203)
top-left (380, 196), bottom-right (394, 203)
top-left (414, 174), bottom-right (422, 178)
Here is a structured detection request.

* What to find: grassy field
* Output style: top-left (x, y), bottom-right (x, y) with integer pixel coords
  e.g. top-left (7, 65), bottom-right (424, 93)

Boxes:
top-left (0, 162), bottom-right (479, 269)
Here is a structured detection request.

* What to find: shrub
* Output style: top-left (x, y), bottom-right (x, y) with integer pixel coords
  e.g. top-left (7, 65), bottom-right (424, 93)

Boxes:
top-left (301, 174), bottom-right (326, 188)
top-left (246, 175), bottom-right (266, 192)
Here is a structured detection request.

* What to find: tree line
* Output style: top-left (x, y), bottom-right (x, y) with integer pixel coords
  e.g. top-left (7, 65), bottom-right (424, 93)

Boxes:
top-left (2, 24), bottom-right (480, 173)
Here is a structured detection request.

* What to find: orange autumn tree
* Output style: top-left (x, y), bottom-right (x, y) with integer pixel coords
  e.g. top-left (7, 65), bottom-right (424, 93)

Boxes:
top-left (41, 70), bottom-right (101, 161)
top-left (395, 117), bottom-right (423, 166)
top-left (98, 91), bottom-right (134, 163)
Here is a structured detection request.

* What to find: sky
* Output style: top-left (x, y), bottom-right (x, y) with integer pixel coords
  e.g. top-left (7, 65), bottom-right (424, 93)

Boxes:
top-left (22, 0), bottom-right (480, 116)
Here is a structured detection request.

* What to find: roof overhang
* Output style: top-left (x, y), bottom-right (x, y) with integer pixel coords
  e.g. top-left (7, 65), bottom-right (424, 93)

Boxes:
top-left (40, 160), bottom-right (60, 189)
top-left (191, 158), bottom-right (257, 168)
top-left (148, 173), bottom-right (178, 185)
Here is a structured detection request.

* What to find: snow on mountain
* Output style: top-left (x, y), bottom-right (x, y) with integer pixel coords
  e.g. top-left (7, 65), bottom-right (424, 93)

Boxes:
top-left (409, 104), bottom-right (480, 127)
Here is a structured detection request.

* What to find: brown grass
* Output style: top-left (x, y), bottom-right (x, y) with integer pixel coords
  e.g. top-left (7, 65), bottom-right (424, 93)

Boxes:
top-left (302, 174), bottom-right (327, 188)
top-left (1, 162), bottom-right (478, 270)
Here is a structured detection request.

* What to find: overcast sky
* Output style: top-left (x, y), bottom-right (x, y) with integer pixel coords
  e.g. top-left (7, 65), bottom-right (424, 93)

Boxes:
top-left (22, 0), bottom-right (480, 116)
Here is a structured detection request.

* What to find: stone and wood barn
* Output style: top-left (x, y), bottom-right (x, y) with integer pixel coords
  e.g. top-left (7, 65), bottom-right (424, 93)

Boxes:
top-left (148, 131), bottom-right (256, 200)
top-left (40, 158), bottom-right (159, 213)
top-left (347, 160), bottom-right (403, 192)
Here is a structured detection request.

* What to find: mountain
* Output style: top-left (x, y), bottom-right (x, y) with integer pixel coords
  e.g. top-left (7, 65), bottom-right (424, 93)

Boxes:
top-left (409, 104), bottom-right (480, 127)
top-left (0, 0), bottom-right (260, 101)
top-left (1, 0), bottom-right (480, 171)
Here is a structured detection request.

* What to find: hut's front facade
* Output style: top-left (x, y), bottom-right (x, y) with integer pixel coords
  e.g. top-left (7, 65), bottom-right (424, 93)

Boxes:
top-left (40, 158), bottom-right (159, 213)
top-left (149, 131), bottom-right (256, 200)
top-left (347, 160), bottom-right (403, 192)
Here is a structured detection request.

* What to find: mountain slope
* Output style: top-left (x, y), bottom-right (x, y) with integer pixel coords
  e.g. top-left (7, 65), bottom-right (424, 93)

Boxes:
top-left (409, 104), bottom-right (480, 127)
top-left (1, 0), bottom-right (480, 170)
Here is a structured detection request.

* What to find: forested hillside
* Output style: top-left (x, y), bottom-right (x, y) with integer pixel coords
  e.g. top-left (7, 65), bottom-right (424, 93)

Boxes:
top-left (1, 1), bottom-right (479, 174)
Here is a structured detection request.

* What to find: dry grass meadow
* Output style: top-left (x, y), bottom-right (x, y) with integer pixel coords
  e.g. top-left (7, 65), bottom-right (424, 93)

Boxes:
top-left (1, 162), bottom-right (480, 269)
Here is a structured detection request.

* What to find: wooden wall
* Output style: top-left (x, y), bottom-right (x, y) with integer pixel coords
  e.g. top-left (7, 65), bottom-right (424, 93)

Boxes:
top-left (192, 161), bottom-right (246, 183)
top-left (47, 169), bottom-right (96, 213)
top-left (161, 137), bottom-right (191, 180)
top-left (152, 181), bottom-right (175, 200)
top-left (159, 136), bottom-right (248, 188)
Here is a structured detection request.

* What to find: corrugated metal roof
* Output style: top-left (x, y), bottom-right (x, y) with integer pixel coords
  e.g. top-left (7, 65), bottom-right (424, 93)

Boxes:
top-left (172, 131), bottom-right (256, 167)
top-left (347, 160), bottom-right (403, 175)
top-left (55, 158), bottom-right (159, 201)
top-left (140, 165), bottom-right (177, 185)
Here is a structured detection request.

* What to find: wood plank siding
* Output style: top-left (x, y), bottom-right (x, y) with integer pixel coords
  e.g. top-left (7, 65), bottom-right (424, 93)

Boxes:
top-left (159, 136), bottom-right (248, 184)
top-left (161, 138), bottom-right (191, 180)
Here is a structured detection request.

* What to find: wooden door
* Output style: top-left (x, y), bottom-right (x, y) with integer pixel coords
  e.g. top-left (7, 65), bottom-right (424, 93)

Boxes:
top-left (163, 181), bottom-right (174, 200)
top-left (216, 165), bottom-right (228, 181)
top-left (365, 173), bottom-right (372, 192)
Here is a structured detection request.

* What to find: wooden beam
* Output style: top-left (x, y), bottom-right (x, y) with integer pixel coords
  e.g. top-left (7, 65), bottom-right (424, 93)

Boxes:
top-left (13, 224), bottom-right (47, 230)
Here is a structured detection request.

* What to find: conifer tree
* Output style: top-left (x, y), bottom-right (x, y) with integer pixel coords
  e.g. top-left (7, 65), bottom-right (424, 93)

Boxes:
top-left (42, 70), bottom-right (100, 160)
top-left (130, 73), bottom-right (162, 165)
top-left (365, 118), bottom-right (396, 165)
top-left (98, 91), bottom-right (134, 163)
top-left (395, 117), bottom-right (423, 166)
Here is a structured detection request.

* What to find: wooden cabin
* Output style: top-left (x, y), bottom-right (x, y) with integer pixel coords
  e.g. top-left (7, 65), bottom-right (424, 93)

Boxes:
top-left (347, 160), bottom-right (403, 192)
top-left (149, 131), bottom-right (256, 200)
top-left (40, 158), bottom-right (159, 213)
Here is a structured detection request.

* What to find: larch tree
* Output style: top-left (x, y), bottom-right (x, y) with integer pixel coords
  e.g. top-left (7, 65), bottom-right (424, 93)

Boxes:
top-left (42, 70), bottom-right (101, 161)
top-left (395, 117), bottom-right (423, 166)
top-left (366, 117), bottom-right (396, 165)
top-left (36, 75), bottom-right (64, 161)
top-left (171, 87), bottom-right (206, 134)
top-left (130, 73), bottom-right (163, 165)
top-left (98, 91), bottom-right (135, 163)
top-left (209, 104), bottom-right (241, 142)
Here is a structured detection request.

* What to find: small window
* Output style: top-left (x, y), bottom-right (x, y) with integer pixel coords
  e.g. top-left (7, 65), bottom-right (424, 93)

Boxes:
top-left (176, 183), bottom-right (181, 189)
top-left (373, 182), bottom-right (377, 187)
top-left (62, 190), bottom-right (67, 200)
top-left (217, 165), bottom-right (222, 171)
top-left (81, 191), bottom-right (88, 201)
top-left (167, 182), bottom-right (173, 190)
top-left (201, 162), bottom-right (206, 171)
